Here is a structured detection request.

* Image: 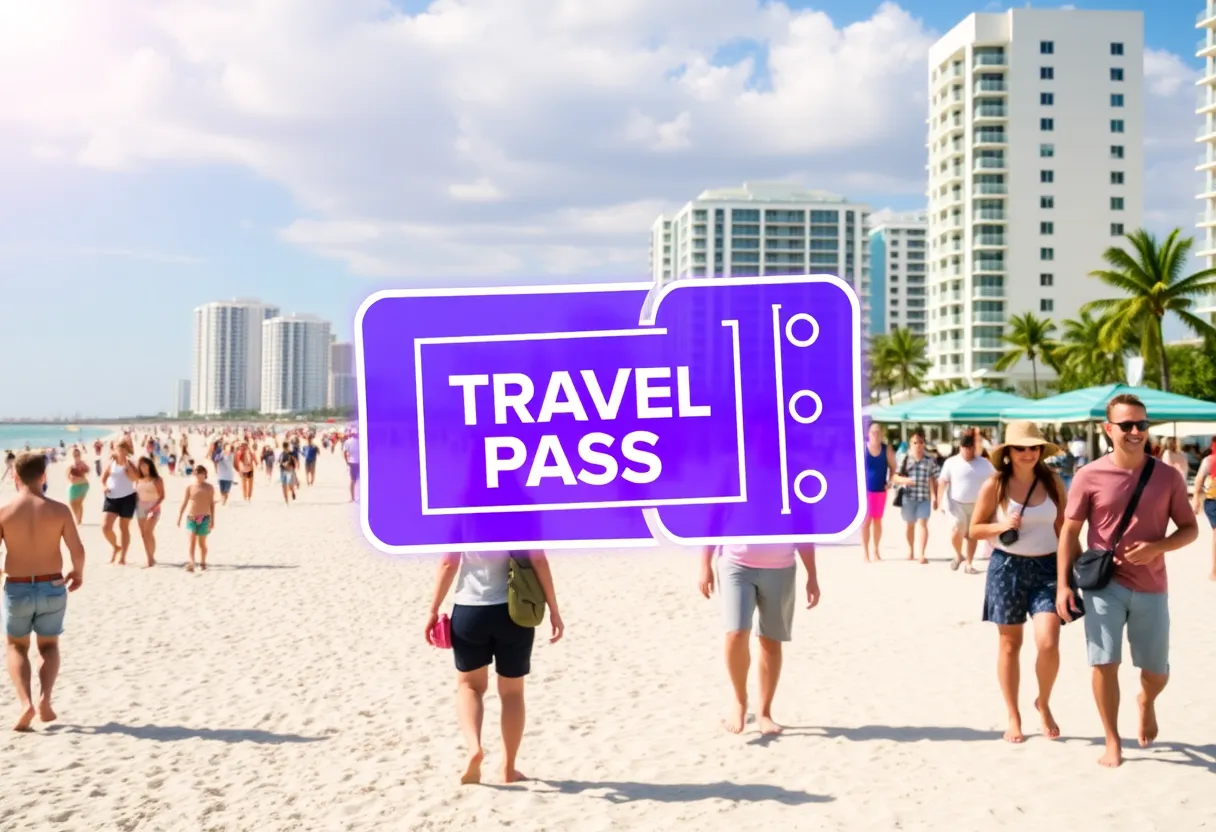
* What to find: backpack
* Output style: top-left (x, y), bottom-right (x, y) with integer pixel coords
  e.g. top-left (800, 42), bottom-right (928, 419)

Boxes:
top-left (507, 551), bottom-right (546, 628)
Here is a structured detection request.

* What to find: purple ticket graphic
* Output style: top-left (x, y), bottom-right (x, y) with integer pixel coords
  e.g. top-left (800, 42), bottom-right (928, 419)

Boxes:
top-left (355, 277), bottom-right (865, 553)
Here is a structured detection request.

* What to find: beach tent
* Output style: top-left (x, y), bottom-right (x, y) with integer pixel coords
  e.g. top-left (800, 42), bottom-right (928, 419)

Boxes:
top-left (998, 383), bottom-right (1216, 423)
top-left (1148, 421), bottom-right (1216, 438)
top-left (866, 386), bottom-right (1030, 424)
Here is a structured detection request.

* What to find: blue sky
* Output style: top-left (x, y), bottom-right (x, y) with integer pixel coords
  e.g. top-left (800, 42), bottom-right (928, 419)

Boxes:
top-left (0, 0), bottom-right (1202, 418)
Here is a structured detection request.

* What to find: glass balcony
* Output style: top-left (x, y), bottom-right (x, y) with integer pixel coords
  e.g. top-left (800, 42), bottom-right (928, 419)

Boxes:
top-left (974, 235), bottom-right (1007, 246)
top-left (974, 284), bottom-right (1005, 297)
top-left (1199, 4), bottom-right (1216, 24)
top-left (975, 106), bottom-right (1007, 118)
top-left (1199, 122), bottom-right (1216, 138)
top-left (974, 132), bottom-right (1008, 145)
top-left (974, 52), bottom-right (1007, 67)
top-left (975, 157), bottom-right (1006, 170)
top-left (974, 79), bottom-right (1007, 93)
top-left (1199, 36), bottom-right (1216, 53)
top-left (974, 311), bottom-right (1005, 323)
top-left (974, 183), bottom-right (1008, 195)
top-left (974, 260), bottom-right (1005, 272)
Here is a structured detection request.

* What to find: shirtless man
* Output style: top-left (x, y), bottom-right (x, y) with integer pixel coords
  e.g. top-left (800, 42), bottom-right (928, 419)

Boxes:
top-left (177, 464), bottom-right (217, 573)
top-left (0, 453), bottom-right (85, 731)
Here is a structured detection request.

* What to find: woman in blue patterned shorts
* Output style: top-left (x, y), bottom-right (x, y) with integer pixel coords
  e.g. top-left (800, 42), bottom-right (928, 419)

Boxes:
top-left (969, 421), bottom-right (1071, 745)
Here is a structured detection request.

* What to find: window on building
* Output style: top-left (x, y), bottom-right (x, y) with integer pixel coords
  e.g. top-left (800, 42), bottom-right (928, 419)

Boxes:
top-left (1040, 117), bottom-right (1054, 131)
top-left (1111, 119), bottom-right (1124, 133)
top-left (1040, 299), bottom-right (1054, 312)
top-left (1041, 66), bottom-right (1054, 80)
top-left (1041, 221), bottom-right (1054, 235)
top-left (1111, 171), bottom-right (1124, 185)
top-left (1041, 247), bottom-right (1054, 261)
top-left (1111, 197), bottom-right (1124, 210)
top-left (1111, 93), bottom-right (1124, 107)
top-left (1111, 223), bottom-right (1125, 236)
top-left (1040, 196), bottom-right (1055, 209)
top-left (1111, 42), bottom-right (1124, 56)
top-left (1040, 40), bottom-right (1054, 54)
top-left (1040, 170), bottom-right (1054, 183)
top-left (1040, 143), bottom-right (1054, 157)
top-left (1040, 273), bottom-right (1054, 287)
top-left (1040, 92), bottom-right (1054, 106)
top-left (1111, 145), bottom-right (1124, 159)
top-left (1111, 67), bottom-right (1124, 81)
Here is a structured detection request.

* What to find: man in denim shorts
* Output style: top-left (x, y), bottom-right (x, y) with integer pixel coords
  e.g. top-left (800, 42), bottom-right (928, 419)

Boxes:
top-left (0, 453), bottom-right (86, 731)
top-left (1058, 394), bottom-right (1197, 768)
top-left (892, 430), bottom-right (939, 563)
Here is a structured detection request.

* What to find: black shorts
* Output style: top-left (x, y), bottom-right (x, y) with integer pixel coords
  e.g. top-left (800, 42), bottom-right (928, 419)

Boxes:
top-left (102, 492), bottom-right (137, 520)
top-left (451, 603), bottom-right (535, 678)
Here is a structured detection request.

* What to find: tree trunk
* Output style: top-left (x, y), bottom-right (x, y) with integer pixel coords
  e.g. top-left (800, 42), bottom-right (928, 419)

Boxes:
top-left (1157, 317), bottom-right (1170, 392)
top-left (1031, 356), bottom-right (1039, 398)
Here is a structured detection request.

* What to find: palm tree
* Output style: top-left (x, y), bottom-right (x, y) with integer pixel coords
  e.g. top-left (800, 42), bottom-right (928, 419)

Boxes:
top-left (874, 327), bottom-right (931, 396)
top-left (993, 312), bottom-right (1057, 397)
top-left (1085, 228), bottom-right (1216, 391)
top-left (925, 379), bottom-right (967, 396)
top-left (1050, 309), bottom-right (1134, 390)
top-left (865, 334), bottom-right (897, 403)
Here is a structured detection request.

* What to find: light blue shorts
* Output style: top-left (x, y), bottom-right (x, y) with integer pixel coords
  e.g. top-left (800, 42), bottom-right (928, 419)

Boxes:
top-left (716, 559), bottom-right (796, 642)
top-left (1081, 582), bottom-right (1169, 676)
top-left (900, 497), bottom-right (931, 523)
top-left (3, 581), bottom-right (68, 639)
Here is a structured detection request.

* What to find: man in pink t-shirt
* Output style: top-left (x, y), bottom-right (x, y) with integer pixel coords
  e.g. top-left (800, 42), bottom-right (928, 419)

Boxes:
top-left (1058, 393), bottom-right (1197, 769)
top-left (698, 541), bottom-right (820, 735)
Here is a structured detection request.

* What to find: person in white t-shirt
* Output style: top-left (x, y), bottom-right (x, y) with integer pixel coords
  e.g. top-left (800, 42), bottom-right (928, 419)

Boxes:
top-left (938, 435), bottom-right (995, 573)
top-left (342, 432), bottom-right (360, 502)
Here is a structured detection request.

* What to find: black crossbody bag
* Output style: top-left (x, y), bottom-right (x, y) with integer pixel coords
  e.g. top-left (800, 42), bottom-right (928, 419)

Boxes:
top-left (891, 455), bottom-right (909, 508)
top-left (1073, 457), bottom-right (1155, 591)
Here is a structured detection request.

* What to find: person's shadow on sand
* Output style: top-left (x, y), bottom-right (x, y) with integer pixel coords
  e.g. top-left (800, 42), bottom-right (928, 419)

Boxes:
top-left (747, 724), bottom-right (1004, 747)
top-left (50, 722), bottom-right (328, 745)
top-left (533, 779), bottom-right (833, 805)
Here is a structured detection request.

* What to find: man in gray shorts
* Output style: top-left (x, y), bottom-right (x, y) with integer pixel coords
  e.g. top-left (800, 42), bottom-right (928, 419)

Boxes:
top-left (1057, 393), bottom-right (1197, 768)
top-left (698, 542), bottom-right (820, 735)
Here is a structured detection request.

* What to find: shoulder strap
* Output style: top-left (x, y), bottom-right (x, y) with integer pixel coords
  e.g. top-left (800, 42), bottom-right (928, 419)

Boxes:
top-left (1023, 475), bottom-right (1039, 506)
top-left (1110, 457), bottom-right (1155, 550)
top-left (898, 454), bottom-right (908, 476)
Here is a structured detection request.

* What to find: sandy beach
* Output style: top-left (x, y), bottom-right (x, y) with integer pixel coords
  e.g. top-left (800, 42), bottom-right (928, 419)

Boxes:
top-left (1, 449), bottom-right (1214, 831)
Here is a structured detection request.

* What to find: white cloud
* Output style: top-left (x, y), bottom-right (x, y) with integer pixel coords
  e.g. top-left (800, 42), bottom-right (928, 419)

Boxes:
top-left (0, 1), bottom-right (1200, 281)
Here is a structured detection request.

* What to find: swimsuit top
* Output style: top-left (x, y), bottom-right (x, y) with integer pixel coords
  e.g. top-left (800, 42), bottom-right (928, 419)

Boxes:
top-left (136, 479), bottom-right (160, 502)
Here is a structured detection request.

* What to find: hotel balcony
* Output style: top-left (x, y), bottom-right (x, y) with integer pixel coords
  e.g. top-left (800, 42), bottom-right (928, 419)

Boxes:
top-left (973, 183), bottom-right (1008, 196)
top-left (974, 131), bottom-right (1008, 147)
top-left (973, 105), bottom-right (1008, 123)
top-left (1200, 35), bottom-right (1216, 58)
top-left (1199, 3), bottom-right (1216, 28)
top-left (974, 156), bottom-right (1007, 173)
top-left (973, 234), bottom-right (1007, 249)
top-left (974, 79), bottom-right (1007, 95)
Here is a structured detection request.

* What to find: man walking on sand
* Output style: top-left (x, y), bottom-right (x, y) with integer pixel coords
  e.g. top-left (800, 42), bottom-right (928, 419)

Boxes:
top-left (699, 542), bottom-right (820, 735)
top-left (343, 431), bottom-right (360, 502)
top-left (938, 434), bottom-right (993, 574)
top-left (1057, 393), bottom-right (1197, 768)
top-left (0, 453), bottom-right (85, 731)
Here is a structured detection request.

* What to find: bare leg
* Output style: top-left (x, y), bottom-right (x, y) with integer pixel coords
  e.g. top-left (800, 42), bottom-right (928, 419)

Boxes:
top-left (198, 537), bottom-right (208, 570)
top-left (71, 499), bottom-right (84, 525)
top-left (950, 526), bottom-right (963, 569)
top-left (965, 538), bottom-right (980, 573)
top-left (456, 669), bottom-right (487, 784)
top-left (5, 638), bottom-right (34, 731)
top-left (723, 630), bottom-right (750, 733)
top-left (102, 514), bottom-right (119, 562)
top-left (996, 624), bottom-right (1024, 742)
top-left (860, 518), bottom-right (872, 562)
top-left (1210, 536), bottom-right (1216, 581)
top-left (756, 636), bottom-right (784, 734)
top-left (186, 535), bottom-right (197, 572)
top-left (145, 516), bottom-right (158, 566)
top-left (916, 519), bottom-right (929, 564)
top-left (498, 674), bottom-right (527, 783)
top-left (1092, 663), bottom-right (1122, 767)
top-left (871, 516), bottom-right (883, 560)
top-left (117, 518), bottom-right (132, 564)
top-left (904, 522), bottom-right (915, 559)
top-left (1031, 613), bottom-right (1061, 739)
top-left (282, 484), bottom-right (289, 505)
top-left (1137, 671), bottom-right (1168, 748)
top-left (34, 637), bottom-right (59, 723)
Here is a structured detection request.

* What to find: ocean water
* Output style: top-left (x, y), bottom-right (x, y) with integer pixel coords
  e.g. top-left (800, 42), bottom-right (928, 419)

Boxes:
top-left (0, 425), bottom-right (113, 452)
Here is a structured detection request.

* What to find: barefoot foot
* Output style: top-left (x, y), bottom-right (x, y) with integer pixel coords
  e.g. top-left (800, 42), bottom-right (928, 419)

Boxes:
top-left (460, 748), bottom-right (484, 785)
top-left (1035, 698), bottom-right (1060, 739)
top-left (723, 700), bottom-right (747, 734)
top-left (757, 715), bottom-right (784, 735)
top-left (1138, 693), bottom-right (1158, 748)
top-left (1003, 714), bottom-right (1024, 743)
top-left (502, 769), bottom-right (528, 784)
top-left (1098, 740), bottom-right (1123, 768)
top-left (13, 705), bottom-right (35, 732)
top-left (37, 699), bottom-right (56, 724)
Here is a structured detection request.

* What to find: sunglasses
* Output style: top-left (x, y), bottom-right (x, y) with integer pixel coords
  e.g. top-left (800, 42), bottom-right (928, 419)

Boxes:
top-left (1008, 445), bottom-right (1041, 453)
top-left (1113, 420), bottom-right (1150, 433)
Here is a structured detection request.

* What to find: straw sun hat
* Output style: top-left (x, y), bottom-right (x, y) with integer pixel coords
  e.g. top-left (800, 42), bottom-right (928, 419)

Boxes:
top-left (991, 420), bottom-right (1060, 462)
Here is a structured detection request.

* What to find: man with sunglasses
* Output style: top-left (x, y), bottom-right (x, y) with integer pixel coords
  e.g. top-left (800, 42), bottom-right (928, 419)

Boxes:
top-left (1057, 393), bottom-right (1197, 768)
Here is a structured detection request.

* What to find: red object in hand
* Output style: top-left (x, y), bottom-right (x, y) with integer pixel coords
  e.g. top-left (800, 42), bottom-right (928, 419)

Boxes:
top-left (429, 614), bottom-right (452, 649)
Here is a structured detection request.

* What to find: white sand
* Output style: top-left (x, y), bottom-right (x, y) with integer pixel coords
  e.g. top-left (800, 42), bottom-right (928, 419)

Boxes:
top-left (2, 451), bottom-right (1214, 831)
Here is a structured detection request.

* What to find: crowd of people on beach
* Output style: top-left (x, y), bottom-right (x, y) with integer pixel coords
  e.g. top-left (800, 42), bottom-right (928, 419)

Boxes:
top-left (0, 422), bottom-right (360, 731)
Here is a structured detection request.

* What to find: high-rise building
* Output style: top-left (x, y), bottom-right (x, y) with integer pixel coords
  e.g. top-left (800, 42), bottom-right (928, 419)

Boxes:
top-left (192, 299), bottom-right (280, 415)
top-left (328, 339), bottom-right (356, 410)
top-left (1197, 2), bottom-right (1216, 326)
top-left (260, 314), bottom-right (332, 414)
top-left (648, 182), bottom-right (871, 331)
top-left (868, 213), bottom-right (928, 337)
top-left (171, 379), bottom-right (191, 417)
top-left (926, 10), bottom-right (1143, 384)
top-left (650, 216), bottom-right (673, 284)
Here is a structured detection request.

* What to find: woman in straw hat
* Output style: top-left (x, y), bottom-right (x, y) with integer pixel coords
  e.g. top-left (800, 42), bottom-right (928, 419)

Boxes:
top-left (969, 420), bottom-right (1071, 744)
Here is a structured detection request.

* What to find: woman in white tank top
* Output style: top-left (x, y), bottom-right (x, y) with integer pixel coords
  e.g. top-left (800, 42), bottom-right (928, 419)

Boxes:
top-left (969, 421), bottom-right (1068, 746)
top-left (100, 439), bottom-right (140, 565)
